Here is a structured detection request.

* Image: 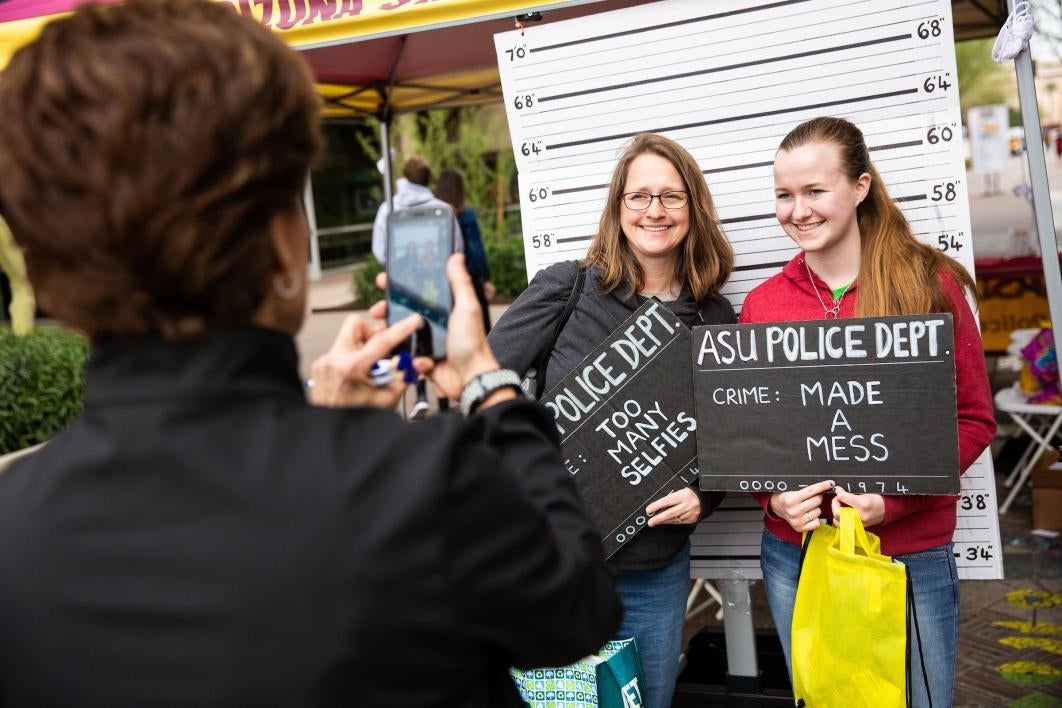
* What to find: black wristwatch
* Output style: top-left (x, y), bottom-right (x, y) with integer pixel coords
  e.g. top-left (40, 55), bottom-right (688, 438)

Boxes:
top-left (459, 369), bottom-right (523, 416)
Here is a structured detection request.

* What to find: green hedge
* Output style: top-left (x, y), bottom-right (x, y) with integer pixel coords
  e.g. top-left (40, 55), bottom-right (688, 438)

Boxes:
top-left (349, 238), bottom-right (529, 307)
top-left (0, 326), bottom-right (88, 455)
top-left (485, 239), bottom-right (528, 301)
top-left (351, 257), bottom-right (385, 308)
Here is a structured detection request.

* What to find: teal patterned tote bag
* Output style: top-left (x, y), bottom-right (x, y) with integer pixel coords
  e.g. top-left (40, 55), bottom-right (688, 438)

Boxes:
top-left (510, 638), bottom-right (645, 708)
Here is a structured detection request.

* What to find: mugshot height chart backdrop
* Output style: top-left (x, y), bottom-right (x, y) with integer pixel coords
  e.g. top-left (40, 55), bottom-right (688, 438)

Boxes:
top-left (494, 0), bottom-right (1002, 580)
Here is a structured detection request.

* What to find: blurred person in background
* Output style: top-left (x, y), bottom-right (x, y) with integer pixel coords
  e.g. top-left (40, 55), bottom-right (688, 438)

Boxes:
top-left (436, 168), bottom-right (494, 333)
top-left (371, 155), bottom-right (462, 264)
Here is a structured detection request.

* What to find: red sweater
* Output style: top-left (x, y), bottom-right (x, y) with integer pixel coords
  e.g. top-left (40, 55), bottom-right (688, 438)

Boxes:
top-left (740, 253), bottom-right (996, 556)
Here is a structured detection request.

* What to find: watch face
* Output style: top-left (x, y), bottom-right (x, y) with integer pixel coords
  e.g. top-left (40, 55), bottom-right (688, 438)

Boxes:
top-left (461, 370), bottom-right (520, 415)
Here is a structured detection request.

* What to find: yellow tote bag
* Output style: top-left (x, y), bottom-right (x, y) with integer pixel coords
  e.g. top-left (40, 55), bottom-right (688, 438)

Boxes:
top-left (791, 507), bottom-right (910, 708)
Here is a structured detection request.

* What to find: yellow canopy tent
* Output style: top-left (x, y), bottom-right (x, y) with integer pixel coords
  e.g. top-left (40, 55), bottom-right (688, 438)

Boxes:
top-left (0, 0), bottom-right (1008, 273)
top-left (0, 0), bottom-right (651, 274)
top-left (0, 0), bottom-right (649, 118)
top-left (1, 0), bottom-right (1006, 118)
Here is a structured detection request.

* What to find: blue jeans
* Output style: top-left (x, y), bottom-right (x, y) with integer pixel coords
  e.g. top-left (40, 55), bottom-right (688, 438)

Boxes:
top-left (615, 544), bottom-right (690, 708)
top-left (761, 530), bottom-right (959, 708)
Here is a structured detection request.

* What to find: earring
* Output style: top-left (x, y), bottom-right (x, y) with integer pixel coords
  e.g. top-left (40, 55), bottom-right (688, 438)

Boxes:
top-left (273, 270), bottom-right (302, 300)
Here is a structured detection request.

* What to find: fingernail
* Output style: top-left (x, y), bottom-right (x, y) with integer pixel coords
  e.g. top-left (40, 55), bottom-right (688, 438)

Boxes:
top-left (827, 480), bottom-right (836, 488)
top-left (368, 359), bottom-right (394, 387)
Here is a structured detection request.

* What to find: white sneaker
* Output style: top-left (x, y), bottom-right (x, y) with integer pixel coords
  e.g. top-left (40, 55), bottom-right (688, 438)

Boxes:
top-left (409, 398), bottom-right (431, 421)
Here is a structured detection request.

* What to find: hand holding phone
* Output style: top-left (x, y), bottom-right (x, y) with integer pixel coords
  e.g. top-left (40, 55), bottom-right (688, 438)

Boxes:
top-left (374, 253), bottom-right (505, 404)
top-left (385, 207), bottom-right (455, 358)
top-left (424, 254), bottom-right (504, 402)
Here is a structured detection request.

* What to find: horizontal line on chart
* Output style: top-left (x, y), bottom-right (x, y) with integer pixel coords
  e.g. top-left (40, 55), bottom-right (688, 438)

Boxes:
top-left (705, 160), bottom-right (773, 175)
top-left (722, 213), bottom-right (775, 224)
top-left (527, 111), bottom-right (935, 170)
top-left (546, 87), bottom-right (918, 150)
top-left (530, 0), bottom-right (814, 53)
top-left (699, 137), bottom-right (923, 178)
top-left (527, 60), bottom-right (937, 138)
top-left (517, 49), bottom-right (925, 119)
top-left (539, 33), bottom-right (911, 103)
top-left (527, 137), bottom-right (926, 196)
top-left (871, 139), bottom-right (924, 151)
top-left (726, 233), bottom-right (789, 244)
top-left (714, 192), bottom-right (930, 225)
top-left (557, 235), bottom-right (593, 244)
top-left (553, 183), bottom-right (607, 195)
top-left (527, 103), bottom-right (936, 164)
top-left (733, 260), bottom-right (791, 273)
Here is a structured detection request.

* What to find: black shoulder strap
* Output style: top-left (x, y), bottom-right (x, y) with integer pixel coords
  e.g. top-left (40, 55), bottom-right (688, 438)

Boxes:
top-left (905, 564), bottom-right (932, 708)
top-left (532, 267), bottom-right (585, 398)
top-left (695, 294), bottom-right (734, 326)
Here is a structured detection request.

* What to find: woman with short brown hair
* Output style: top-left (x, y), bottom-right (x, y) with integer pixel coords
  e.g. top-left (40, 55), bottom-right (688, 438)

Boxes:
top-left (0, 1), bottom-right (620, 704)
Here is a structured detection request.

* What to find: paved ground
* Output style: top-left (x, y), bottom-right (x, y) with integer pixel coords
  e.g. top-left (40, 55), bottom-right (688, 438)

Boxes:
top-left (298, 157), bottom-right (1062, 706)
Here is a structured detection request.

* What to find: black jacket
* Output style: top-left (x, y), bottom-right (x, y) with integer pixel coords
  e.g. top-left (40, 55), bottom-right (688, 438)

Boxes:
top-left (488, 261), bottom-right (736, 570)
top-left (0, 327), bottom-right (620, 707)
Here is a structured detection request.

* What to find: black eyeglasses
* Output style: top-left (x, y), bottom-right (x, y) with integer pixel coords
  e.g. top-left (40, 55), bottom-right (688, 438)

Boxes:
top-left (622, 191), bottom-right (688, 210)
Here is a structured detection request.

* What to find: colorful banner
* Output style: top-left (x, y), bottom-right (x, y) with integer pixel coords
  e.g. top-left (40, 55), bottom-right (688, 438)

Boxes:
top-left (1, 0), bottom-right (584, 69)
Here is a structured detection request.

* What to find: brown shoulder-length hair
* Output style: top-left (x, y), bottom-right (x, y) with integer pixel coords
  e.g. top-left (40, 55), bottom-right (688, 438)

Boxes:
top-left (0, 0), bottom-right (322, 341)
top-left (584, 133), bottom-right (733, 301)
top-left (435, 169), bottom-right (466, 212)
top-left (778, 117), bottom-right (975, 316)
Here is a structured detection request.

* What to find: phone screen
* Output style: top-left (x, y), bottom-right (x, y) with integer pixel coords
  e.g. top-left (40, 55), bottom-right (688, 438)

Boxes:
top-left (386, 208), bottom-right (454, 358)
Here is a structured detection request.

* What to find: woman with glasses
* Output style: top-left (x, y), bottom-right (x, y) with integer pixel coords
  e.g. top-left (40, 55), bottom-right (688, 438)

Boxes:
top-left (489, 132), bottom-right (735, 708)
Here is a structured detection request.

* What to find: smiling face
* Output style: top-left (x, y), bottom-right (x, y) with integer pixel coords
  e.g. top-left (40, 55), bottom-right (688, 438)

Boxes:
top-left (773, 140), bottom-right (870, 258)
top-left (619, 152), bottom-right (690, 267)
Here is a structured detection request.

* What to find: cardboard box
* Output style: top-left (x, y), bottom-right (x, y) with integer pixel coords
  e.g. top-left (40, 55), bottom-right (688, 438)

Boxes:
top-left (1032, 449), bottom-right (1062, 532)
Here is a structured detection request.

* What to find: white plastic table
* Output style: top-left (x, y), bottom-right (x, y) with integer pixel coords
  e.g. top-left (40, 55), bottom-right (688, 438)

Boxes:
top-left (994, 385), bottom-right (1062, 514)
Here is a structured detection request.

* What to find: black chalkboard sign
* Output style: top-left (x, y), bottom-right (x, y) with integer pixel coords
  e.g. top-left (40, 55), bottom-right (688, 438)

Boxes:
top-left (541, 300), bottom-right (699, 558)
top-left (693, 314), bottom-right (959, 495)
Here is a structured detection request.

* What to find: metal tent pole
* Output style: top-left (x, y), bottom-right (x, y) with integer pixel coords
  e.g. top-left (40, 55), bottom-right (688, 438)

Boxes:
top-left (380, 116), bottom-right (394, 221)
top-left (1011, 0), bottom-right (1062, 363)
top-left (304, 175), bottom-right (321, 281)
